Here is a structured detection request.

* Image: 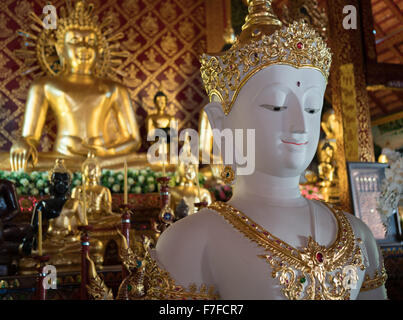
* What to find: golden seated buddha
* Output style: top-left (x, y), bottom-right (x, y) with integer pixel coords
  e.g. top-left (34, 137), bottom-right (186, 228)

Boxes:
top-left (9, 1), bottom-right (141, 172)
top-left (171, 140), bottom-right (212, 215)
top-left (71, 153), bottom-right (121, 229)
top-left (146, 89), bottom-right (177, 145)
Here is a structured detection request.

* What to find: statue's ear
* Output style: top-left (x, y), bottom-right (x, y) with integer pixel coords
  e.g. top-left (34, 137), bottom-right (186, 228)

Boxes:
top-left (203, 101), bottom-right (225, 132)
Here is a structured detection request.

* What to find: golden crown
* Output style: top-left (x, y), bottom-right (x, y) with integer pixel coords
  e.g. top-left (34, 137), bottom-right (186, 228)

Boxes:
top-left (200, 0), bottom-right (332, 115)
top-left (55, 1), bottom-right (101, 45)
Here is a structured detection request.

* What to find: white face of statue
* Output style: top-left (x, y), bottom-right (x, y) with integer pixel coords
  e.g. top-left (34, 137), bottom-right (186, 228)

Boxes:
top-left (206, 64), bottom-right (327, 178)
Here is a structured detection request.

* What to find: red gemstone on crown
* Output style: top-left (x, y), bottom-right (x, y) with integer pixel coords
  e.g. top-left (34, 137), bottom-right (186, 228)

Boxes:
top-left (297, 42), bottom-right (303, 49)
top-left (316, 252), bottom-right (324, 263)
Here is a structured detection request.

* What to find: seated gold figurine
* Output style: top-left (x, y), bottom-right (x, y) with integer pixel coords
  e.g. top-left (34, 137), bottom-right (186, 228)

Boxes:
top-left (198, 110), bottom-right (223, 185)
top-left (10, 1), bottom-right (141, 172)
top-left (71, 153), bottom-right (121, 229)
top-left (146, 89), bottom-right (177, 144)
top-left (19, 159), bottom-right (103, 274)
top-left (317, 109), bottom-right (340, 202)
top-left (171, 139), bottom-right (212, 215)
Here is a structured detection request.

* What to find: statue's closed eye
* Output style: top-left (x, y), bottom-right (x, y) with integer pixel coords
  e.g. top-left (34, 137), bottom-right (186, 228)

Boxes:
top-left (260, 104), bottom-right (288, 112)
top-left (304, 107), bottom-right (320, 114)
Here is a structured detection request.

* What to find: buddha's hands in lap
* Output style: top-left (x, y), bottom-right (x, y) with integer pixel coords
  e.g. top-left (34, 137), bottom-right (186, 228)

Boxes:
top-left (10, 137), bottom-right (38, 172)
top-left (65, 136), bottom-right (99, 157)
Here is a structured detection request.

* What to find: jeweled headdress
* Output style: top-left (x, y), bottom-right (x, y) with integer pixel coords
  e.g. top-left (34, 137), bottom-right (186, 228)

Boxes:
top-left (48, 158), bottom-right (72, 182)
top-left (16, 0), bottom-right (128, 79)
top-left (200, 0), bottom-right (332, 115)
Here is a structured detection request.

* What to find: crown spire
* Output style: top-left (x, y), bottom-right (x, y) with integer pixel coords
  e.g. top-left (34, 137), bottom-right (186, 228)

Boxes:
top-left (239, 0), bottom-right (282, 44)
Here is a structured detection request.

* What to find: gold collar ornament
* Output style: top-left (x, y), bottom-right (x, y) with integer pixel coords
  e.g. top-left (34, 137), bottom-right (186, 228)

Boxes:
top-left (208, 201), bottom-right (366, 300)
top-left (200, 0), bottom-right (332, 115)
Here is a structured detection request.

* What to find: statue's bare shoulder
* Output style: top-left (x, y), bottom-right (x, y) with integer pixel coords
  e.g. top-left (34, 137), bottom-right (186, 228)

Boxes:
top-left (154, 209), bottom-right (223, 285)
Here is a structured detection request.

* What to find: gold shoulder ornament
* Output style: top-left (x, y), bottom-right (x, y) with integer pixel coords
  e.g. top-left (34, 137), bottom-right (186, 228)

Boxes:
top-left (359, 266), bottom-right (388, 292)
top-left (208, 201), bottom-right (366, 300)
top-left (86, 230), bottom-right (219, 300)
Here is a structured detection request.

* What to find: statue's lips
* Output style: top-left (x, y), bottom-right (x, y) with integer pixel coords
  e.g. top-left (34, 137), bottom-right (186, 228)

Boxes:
top-left (76, 53), bottom-right (92, 61)
top-left (281, 139), bottom-right (308, 146)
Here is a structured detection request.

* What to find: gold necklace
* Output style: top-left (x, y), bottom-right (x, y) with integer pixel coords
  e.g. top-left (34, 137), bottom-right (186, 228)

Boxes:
top-left (208, 201), bottom-right (366, 300)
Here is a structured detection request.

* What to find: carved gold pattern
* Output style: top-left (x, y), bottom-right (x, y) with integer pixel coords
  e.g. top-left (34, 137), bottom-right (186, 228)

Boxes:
top-left (200, 20), bottom-right (332, 115)
top-left (86, 253), bottom-right (114, 300)
top-left (360, 266), bottom-right (388, 292)
top-left (339, 64), bottom-right (360, 161)
top-left (208, 201), bottom-right (366, 300)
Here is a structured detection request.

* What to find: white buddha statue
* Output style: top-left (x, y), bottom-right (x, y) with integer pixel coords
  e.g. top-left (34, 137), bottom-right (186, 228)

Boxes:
top-left (151, 1), bottom-right (387, 300)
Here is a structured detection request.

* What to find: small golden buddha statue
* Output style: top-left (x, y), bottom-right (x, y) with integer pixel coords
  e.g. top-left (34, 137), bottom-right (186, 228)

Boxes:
top-left (317, 109), bottom-right (340, 202)
top-left (19, 159), bottom-right (103, 274)
top-left (146, 89), bottom-right (176, 145)
top-left (10, 1), bottom-right (141, 172)
top-left (71, 153), bottom-right (121, 228)
top-left (318, 142), bottom-right (335, 186)
top-left (198, 110), bottom-right (223, 185)
top-left (171, 141), bottom-right (212, 215)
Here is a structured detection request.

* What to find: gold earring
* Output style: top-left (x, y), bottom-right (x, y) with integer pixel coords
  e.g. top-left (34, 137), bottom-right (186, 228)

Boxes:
top-left (221, 165), bottom-right (236, 185)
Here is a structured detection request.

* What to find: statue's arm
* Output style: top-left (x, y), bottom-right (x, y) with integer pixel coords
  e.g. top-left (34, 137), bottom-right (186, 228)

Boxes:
top-left (10, 80), bottom-right (48, 171)
top-left (356, 220), bottom-right (388, 300)
top-left (103, 188), bottom-right (113, 213)
top-left (106, 85), bottom-right (141, 153)
top-left (21, 80), bottom-right (49, 143)
top-left (146, 116), bottom-right (154, 139)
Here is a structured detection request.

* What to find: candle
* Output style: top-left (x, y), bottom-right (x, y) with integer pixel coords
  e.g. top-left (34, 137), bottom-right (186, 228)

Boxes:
top-left (82, 182), bottom-right (88, 225)
top-left (38, 210), bottom-right (42, 256)
top-left (195, 163), bottom-right (201, 201)
top-left (124, 160), bottom-right (128, 205)
top-left (161, 141), bottom-right (166, 176)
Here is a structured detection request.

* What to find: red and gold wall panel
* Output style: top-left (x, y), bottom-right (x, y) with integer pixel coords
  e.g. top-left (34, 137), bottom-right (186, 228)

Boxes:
top-left (0, 0), bottom-right (210, 153)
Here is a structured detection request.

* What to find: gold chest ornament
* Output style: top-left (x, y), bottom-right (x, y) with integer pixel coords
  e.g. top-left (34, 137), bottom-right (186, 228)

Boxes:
top-left (208, 202), bottom-right (366, 300)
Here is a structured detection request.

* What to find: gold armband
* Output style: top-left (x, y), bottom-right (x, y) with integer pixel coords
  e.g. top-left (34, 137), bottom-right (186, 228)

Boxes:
top-left (87, 233), bottom-right (220, 300)
top-left (360, 267), bottom-right (388, 292)
top-left (143, 255), bottom-right (220, 300)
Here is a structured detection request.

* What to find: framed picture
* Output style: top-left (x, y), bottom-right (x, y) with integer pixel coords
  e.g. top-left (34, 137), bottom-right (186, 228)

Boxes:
top-left (347, 162), bottom-right (402, 246)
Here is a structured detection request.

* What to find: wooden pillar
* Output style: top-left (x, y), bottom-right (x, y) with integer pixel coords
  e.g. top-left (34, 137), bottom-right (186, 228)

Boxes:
top-left (205, 0), bottom-right (231, 53)
top-left (327, 0), bottom-right (375, 212)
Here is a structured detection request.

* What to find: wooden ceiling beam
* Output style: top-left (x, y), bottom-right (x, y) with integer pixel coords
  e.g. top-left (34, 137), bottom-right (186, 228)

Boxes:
top-left (373, 20), bottom-right (403, 63)
top-left (383, 0), bottom-right (403, 25)
top-left (367, 91), bottom-right (389, 115)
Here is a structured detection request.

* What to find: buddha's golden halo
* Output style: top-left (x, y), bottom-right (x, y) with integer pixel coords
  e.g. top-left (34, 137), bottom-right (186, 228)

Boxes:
top-left (16, 0), bottom-right (128, 79)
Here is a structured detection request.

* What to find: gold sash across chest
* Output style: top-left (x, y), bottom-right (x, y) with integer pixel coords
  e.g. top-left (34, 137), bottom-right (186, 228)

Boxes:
top-left (208, 201), bottom-right (366, 300)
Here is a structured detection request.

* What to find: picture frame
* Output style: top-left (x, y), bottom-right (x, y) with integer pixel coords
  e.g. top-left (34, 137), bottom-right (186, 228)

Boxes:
top-left (347, 162), bottom-right (402, 246)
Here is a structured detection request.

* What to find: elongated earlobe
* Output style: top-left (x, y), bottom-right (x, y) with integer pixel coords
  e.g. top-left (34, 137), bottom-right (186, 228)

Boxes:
top-left (203, 102), bottom-right (225, 132)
